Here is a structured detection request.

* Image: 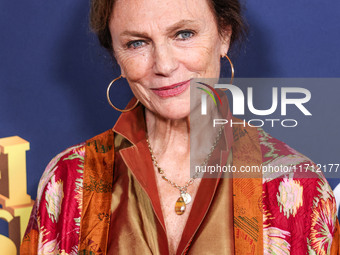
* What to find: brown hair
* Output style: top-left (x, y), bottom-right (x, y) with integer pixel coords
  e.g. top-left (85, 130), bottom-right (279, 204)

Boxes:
top-left (90, 0), bottom-right (247, 53)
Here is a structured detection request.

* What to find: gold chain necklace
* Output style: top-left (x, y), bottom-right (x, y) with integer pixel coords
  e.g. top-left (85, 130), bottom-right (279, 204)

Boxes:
top-left (146, 126), bottom-right (224, 215)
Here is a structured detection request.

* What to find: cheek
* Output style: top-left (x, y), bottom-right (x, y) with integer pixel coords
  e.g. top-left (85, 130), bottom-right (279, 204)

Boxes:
top-left (129, 82), bottom-right (147, 98)
top-left (114, 50), bottom-right (155, 107)
top-left (128, 83), bottom-right (153, 110)
top-left (177, 34), bottom-right (223, 75)
top-left (180, 44), bottom-right (221, 76)
top-left (126, 75), bottom-right (156, 107)
top-left (116, 51), bottom-right (152, 82)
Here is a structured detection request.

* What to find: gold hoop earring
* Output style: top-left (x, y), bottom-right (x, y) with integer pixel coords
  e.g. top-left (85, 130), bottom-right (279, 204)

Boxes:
top-left (220, 55), bottom-right (235, 92)
top-left (225, 55), bottom-right (234, 85)
top-left (106, 75), bottom-right (140, 113)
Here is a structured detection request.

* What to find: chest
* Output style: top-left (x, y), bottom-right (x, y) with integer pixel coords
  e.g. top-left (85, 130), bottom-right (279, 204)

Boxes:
top-left (155, 174), bottom-right (202, 254)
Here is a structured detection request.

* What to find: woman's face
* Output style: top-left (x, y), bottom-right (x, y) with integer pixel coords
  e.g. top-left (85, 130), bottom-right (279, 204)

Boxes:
top-left (109, 0), bottom-right (230, 119)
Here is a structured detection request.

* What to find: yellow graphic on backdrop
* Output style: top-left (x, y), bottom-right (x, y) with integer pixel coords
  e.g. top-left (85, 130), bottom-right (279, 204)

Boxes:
top-left (0, 136), bottom-right (34, 255)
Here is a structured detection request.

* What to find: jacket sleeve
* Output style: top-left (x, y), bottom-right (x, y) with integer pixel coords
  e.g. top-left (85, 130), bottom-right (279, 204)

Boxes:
top-left (20, 143), bottom-right (85, 255)
top-left (259, 128), bottom-right (339, 254)
top-left (263, 170), bottom-right (339, 254)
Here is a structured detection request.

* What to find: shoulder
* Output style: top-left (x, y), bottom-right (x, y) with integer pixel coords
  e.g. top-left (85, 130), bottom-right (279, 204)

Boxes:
top-left (257, 127), bottom-right (312, 167)
top-left (257, 128), bottom-right (335, 205)
top-left (256, 128), bottom-right (324, 180)
top-left (35, 142), bottom-right (85, 207)
top-left (37, 128), bottom-right (115, 203)
top-left (37, 128), bottom-right (115, 198)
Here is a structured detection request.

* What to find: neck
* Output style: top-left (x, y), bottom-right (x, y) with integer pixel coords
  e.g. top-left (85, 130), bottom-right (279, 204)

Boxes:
top-left (145, 109), bottom-right (190, 158)
top-left (145, 100), bottom-right (224, 170)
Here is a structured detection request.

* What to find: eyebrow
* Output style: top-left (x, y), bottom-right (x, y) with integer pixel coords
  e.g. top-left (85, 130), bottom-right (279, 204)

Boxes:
top-left (120, 19), bottom-right (197, 38)
top-left (165, 19), bottom-right (197, 34)
top-left (120, 30), bottom-right (149, 38)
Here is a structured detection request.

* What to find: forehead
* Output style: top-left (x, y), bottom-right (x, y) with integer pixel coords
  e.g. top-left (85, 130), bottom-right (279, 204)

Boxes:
top-left (110, 0), bottom-right (215, 32)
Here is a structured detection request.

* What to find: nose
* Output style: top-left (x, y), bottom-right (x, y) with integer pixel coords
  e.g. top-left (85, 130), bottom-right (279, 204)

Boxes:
top-left (152, 43), bottom-right (179, 76)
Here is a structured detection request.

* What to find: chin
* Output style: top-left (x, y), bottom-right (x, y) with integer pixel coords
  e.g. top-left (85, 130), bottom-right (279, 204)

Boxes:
top-left (165, 113), bottom-right (190, 120)
top-left (157, 106), bottom-right (190, 120)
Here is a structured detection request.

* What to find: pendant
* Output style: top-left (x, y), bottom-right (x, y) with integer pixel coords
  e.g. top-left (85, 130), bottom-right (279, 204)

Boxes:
top-left (175, 196), bottom-right (186, 215)
top-left (181, 192), bottom-right (192, 204)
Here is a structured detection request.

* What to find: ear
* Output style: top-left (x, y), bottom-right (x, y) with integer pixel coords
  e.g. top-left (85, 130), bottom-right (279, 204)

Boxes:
top-left (220, 25), bottom-right (232, 57)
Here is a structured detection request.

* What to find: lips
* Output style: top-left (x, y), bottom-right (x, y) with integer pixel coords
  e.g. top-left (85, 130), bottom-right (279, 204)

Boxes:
top-left (151, 80), bottom-right (190, 98)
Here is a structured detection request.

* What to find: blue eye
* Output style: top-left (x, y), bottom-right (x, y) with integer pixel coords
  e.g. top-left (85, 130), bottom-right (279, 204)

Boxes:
top-left (177, 31), bottom-right (194, 40)
top-left (127, 40), bottom-right (145, 49)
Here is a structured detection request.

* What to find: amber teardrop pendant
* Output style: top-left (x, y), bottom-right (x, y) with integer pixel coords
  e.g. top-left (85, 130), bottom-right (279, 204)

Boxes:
top-left (175, 196), bottom-right (186, 215)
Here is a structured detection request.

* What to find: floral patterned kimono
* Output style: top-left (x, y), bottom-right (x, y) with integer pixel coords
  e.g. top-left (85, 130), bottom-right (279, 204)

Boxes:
top-left (21, 101), bottom-right (339, 254)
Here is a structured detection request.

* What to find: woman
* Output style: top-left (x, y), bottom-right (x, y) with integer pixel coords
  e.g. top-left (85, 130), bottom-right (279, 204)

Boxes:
top-left (21, 0), bottom-right (339, 254)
